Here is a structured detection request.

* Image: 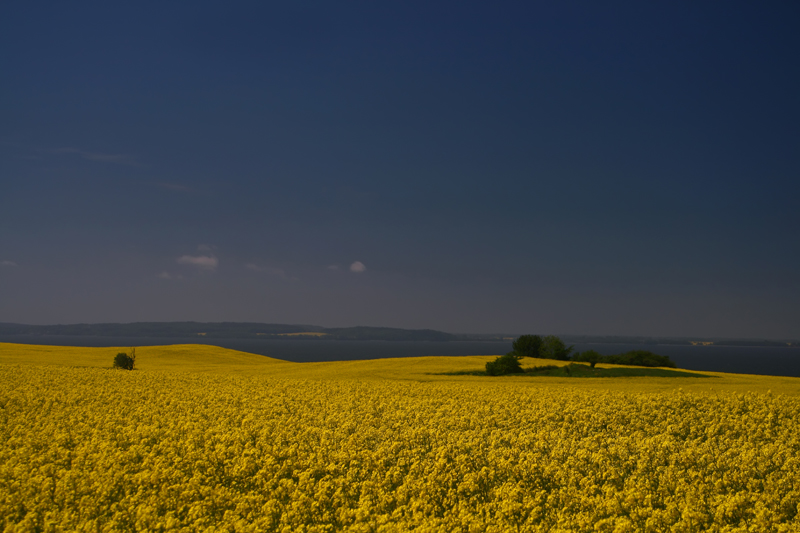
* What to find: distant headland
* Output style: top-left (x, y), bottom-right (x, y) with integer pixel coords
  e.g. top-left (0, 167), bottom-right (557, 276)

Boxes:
top-left (0, 322), bottom-right (797, 347)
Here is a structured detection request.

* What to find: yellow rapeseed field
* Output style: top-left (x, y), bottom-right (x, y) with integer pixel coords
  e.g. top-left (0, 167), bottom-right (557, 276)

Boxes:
top-left (1, 343), bottom-right (799, 532)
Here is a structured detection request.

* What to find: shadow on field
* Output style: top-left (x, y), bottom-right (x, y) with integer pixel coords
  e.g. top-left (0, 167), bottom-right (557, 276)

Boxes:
top-left (435, 362), bottom-right (713, 378)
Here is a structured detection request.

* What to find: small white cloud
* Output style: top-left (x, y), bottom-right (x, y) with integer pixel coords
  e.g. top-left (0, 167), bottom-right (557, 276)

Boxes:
top-left (158, 271), bottom-right (182, 280)
top-left (350, 261), bottom-right (366, 273)
top-left (327, 264), bottom-right (340, 270)
top-left (177, 255), bottom-right (218, 270)
top-left (1, 260), bottom-right (17, 267)
top-left (245, 262), bottom-right (262, 271)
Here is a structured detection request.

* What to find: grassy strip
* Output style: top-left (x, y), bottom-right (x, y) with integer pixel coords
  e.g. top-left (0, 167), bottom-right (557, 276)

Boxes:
top-left (440, 363), bottom-right (712, 378)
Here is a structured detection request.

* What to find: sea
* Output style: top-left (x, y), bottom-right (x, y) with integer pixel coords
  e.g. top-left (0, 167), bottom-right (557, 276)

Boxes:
top-left (1, 335), bottom-right (799, 378)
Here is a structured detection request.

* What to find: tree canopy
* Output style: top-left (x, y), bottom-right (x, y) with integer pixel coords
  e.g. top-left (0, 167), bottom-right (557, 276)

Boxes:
top-left (511, 335), bottom-right (543, 358)
top-left (540, 335), bottom-right (574, 361)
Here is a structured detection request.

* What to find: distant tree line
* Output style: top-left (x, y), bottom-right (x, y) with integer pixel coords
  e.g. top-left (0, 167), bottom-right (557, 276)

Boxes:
top-left (485, 335), bottom-right (676, 376)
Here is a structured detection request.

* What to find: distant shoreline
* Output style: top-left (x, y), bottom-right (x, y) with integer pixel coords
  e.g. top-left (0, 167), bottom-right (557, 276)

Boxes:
top-left (0, 322), bottom-right (796, 347)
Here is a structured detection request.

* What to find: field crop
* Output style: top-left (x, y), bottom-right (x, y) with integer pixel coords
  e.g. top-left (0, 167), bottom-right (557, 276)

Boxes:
top-left (1, 344), bottom-right (800, 532)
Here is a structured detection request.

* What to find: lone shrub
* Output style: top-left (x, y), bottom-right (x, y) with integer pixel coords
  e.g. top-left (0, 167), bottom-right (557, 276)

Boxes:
top-left (113, 348), bottom-right (136, 370)
top-left (486, 353), bottom-right (523, 376)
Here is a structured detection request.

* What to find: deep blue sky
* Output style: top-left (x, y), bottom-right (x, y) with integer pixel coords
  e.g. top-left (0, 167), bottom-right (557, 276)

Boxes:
top-left (1, 1), bottom-right (798, 337)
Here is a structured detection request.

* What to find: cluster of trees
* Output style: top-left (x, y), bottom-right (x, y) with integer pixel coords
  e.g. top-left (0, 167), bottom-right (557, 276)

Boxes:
top-left (582, 349), bottom-right (676, 368)
top-left (485, 335), bottom-right (675, 375)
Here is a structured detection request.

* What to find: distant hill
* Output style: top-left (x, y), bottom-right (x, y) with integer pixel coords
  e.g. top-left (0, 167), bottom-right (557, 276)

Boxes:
top-left (321, 327), bottom-right (457, 342)
top-left (0, 322), bottom-right (469, 342)
top-left (0, 323), bottom-right (796, 346)
top-left (0, 322), bottom-right (320, 338)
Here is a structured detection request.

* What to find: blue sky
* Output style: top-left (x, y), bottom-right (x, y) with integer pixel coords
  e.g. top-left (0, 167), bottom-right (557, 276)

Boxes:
top-left (1, 1), bottom-right (798, 337)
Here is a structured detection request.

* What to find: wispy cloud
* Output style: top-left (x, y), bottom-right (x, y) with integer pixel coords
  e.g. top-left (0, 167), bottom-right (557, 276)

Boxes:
top-left (1, 260), bottom-right (17, 267)
top-left (177, 255), bottom-right (218, 271)
top-left (327, 264), bottom-right (340, 270)
top-left (157, 271), bottom-right (182, 280)
top-left (350, 261), bottom-right (366, 273)
top-left (53, 147), bottom-right (138, 166)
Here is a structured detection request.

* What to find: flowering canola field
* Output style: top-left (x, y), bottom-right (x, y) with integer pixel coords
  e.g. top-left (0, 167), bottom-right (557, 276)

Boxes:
top-left (1, 344), bottom-right (800, 532)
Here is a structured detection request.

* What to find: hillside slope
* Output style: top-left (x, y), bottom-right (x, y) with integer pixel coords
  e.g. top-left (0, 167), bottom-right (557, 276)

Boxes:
top-left (0, 342), bottom-right (288, 372)
top-left (2, 342), bottom-right (799, 395)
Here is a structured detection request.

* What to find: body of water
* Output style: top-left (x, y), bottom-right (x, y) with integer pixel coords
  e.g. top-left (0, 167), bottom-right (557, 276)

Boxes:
top-left (2, 335), bottom-right (799, 378)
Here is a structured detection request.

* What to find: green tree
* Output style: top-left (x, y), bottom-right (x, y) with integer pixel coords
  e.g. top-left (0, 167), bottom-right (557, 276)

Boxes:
top-left (603, 350), bottom-right (675, 368)
top-left (113, 347), bottom-right (136, 370)
top-left (574, 349), bottom-right (602, 368)
top-left (511, 334), bottom-right (543, 358)
top-left (540, 335), bottom-right (574, 361)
